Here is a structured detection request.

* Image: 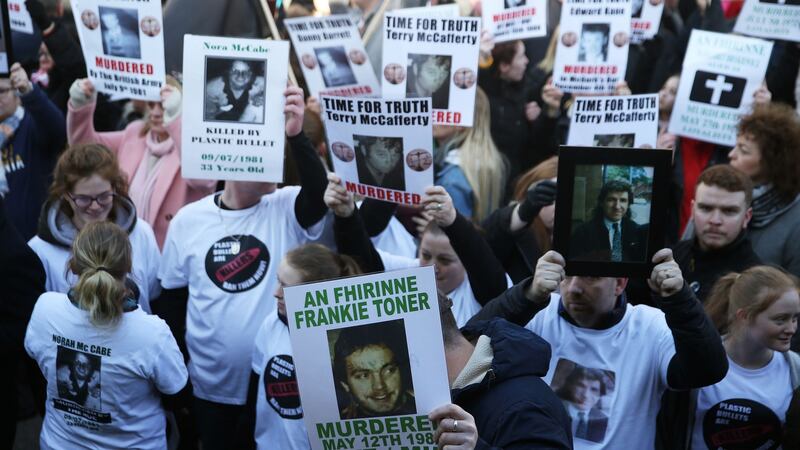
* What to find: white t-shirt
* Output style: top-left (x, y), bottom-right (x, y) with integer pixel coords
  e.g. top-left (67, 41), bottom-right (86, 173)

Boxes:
top-left (526, 294), bottom-right (676, 450)
top-left (158, 188), bottom-right (324, 404)
top-left (24, 292), bottom-right (187, 450)
top-left (371, 215), bottom-right (417, 259)
top-left (28, 221), bottom-right (161, 313)
top-left (690, 354), bottom-right (792, 450)
top-left (252, 310), bottom-right (309, 450)
top-left (377, 250), bottom-right (508, 327)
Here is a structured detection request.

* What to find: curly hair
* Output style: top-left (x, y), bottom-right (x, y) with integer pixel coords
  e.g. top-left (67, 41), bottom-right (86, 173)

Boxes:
top-left (738, 103), bottom-right (800, 200)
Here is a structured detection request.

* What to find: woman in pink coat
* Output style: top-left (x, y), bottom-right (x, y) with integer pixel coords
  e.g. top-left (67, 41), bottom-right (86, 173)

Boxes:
top-left (67, 77), bottom-right (216, 248)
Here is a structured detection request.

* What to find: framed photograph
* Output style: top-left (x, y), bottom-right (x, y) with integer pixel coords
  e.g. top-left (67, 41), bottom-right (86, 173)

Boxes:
top-left (553, 146), bottom-right (671, 277)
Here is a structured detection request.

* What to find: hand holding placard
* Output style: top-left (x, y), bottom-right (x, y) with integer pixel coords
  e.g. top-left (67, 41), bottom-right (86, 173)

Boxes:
top-left (422, 186), bottom-right (457, 227)
top-left (324, 173), bottom-right (355, 218)
top-left (527, 251), bottom-right (566, 303)
top-left (429, 403), bottom-right (479, 450)
top-left (647, 248), bottom-right (684, 297)
top-left (284, 86), bottom-right (305, 137)
top-left (9, 63), bottom-right (32, 95)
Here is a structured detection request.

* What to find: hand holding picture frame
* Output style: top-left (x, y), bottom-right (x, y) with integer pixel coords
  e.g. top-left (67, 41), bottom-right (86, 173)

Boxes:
top-left (553, 146), bottom-right (671, 278)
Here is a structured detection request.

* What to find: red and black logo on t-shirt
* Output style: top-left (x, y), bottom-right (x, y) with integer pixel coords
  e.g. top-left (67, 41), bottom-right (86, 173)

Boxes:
top-left (702, 398), bottom-right (782, 449)
top-left (204, 235), bottom-right (270, 293)
top-left (264, 355), bottom-right (302, 419)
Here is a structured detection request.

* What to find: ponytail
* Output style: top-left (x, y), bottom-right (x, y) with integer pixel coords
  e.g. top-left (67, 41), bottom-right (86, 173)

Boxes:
top-left (69, 222), bottom-right (132, 327)
top-left (704, 266), bottom-right (798, 334)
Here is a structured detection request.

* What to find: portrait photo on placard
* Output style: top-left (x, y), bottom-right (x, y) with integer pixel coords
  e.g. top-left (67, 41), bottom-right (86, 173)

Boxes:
top-left (203, 57), bottom-right (267, 124)
top-left (314, 46), bottom-right (357, 88)
top-left (328, 319), bottom-right (417, 420)
top-left (550, 358), bottom-right (616, 445)
top-left (354, 134), bottom-right (406, 192)
top-left (553, 146), bottom-right (670, 277)
top-left (98, 6), bottom-right (141, 59)
top-left (505, 0), bottom-right (526, 8)
top-left (406, 53), bottom-right (451, 110)
top-left (593, 133), bottom-right (635, 148)
top-left (578, 23), bottom-right (610, 63)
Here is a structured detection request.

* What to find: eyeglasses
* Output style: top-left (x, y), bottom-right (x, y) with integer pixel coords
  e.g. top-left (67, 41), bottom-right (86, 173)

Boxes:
top-left (0, 87), bottom-right (15, 96)
top-left (67, 191), bottom-right (115, 208)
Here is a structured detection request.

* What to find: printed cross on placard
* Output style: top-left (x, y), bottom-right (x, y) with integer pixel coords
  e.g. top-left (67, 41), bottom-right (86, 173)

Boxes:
top-left (705, 75), bottom-right (734, 105)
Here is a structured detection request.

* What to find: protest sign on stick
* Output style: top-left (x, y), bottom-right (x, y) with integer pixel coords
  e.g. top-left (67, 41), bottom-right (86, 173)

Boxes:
top-left (285, 266), bottom-right (451, 450)
top-left (72, 0), bottom-right (165, 100)
top-left (734, 0), bottom-right (800, 43)
top-left (668, 30), bottom-right (773, 147)
top-left (8, 0), bottom-right (32, 34)
top-left (381, 14), bottom-right (481, 126)
top-left (322, 96), bottom-right (433, 206)
top-left (481, 0), bottom-right (547, 43)
top-left (567, 94), bottom-right (659, 148)
top-left (181, 35), bottom-right (289, 182)
top-left (630, 0), bottom-right (664, 44)
top-left (553, 0), bottom-right (631, 94)
top-left (285, 15), bottom-right (380, 98)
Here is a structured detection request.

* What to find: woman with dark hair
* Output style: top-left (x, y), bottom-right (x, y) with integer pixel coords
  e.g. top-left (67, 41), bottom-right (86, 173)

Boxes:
top-left (242, 244), bottom-right (362, 449)
top-left (28, 143), bottom-right (161, 312)
top-left (728, 103), bottom-right (800, 276)
top-left (25, 222), bottom-right (188, 450)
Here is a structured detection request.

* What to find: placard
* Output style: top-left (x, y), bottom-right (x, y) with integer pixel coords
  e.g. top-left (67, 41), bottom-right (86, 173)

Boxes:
top-left (668, 30), bottom-right (773, 146)
top-left (285, 266), bottom-right (451, 450)
top-left (381, 14), bottom-right (481, 126)
top-left (285, 15), bottom-right (380, 98)
top-left (567, 94), bottom-right (658, 148)
top-left (181, 35), bottom-right (289, 182)
top-left (322, 96), bottom-right (433, 206)
top-left (395, 4), bottom-right (461, 17)
top-left (630, 0), bottom-right (664, 43)
top-left (8, 0), bottom-right (32, 34)
top-left (0, 0), bottom-right (13, 75)
top-left (481, 0), bottom-right (547, 43)
top-left (72, 0), bottom-right (165, 100)
top-left (734, 0), bottom-right (800, 43)
top-left (552, 0), bottom-right (631, 94)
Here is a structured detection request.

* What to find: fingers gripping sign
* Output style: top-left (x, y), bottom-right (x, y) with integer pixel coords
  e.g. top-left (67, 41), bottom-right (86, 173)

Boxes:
top-left (648, 248), bottom-right (684, 297)
top-left (528, 251), bottom-right (566, 302)
top-left (324, 173), bottom-right (355, 218)
top-left (422, 186), bottom-right (457, 228)
top-left (429, 403), bottom-right (479, 450)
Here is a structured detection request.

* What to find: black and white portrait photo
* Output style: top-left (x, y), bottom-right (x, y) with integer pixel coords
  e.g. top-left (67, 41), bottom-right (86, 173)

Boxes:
top-left (578, 23), bottom-right (610, 64)
top-left (56, 346), bottom-right (102, 410)
top-left (631, 0), bottom-right (645, 18)
top-left (593, 133), bottom-right (635, 148)
top-left (329, 320), bottom-right (416, 420)
top-left (204, 57), bottom-right (267, 124)
top-left (354, 134), bottom-right (406, 192)
top-left (504, 0), bottom-right (526, 8)
top-left (551, 359), bottom-right (615, 444)
top-left (98, 6), bottom-right (141, 59)
top-left (406, 53), bottom-right (451, 110)
top-left (314, 46), bottom-right (357, 88)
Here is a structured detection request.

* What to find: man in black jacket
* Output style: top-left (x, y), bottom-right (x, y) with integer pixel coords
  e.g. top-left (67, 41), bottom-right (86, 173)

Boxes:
top-left (673, 164), bottom-right (761, 302)
top-left (468, 248), bottom-right (727, 449)
top-left (569, 179), bottom-right (648, 262)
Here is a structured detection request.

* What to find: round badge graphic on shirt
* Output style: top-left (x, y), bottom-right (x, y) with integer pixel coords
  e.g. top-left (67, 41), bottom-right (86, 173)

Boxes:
top-left (702, 398), bottom-right (782, 449)
top-left (264, 355), bottom-right (302, 419)
top-left (204, 235), bottom-right (270, 293)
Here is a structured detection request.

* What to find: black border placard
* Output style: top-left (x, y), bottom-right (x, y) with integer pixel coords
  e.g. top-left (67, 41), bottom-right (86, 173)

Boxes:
top-left (553, 146), bottom-right (671, 278)
top-left (0, 0), bottom-right (13, 77)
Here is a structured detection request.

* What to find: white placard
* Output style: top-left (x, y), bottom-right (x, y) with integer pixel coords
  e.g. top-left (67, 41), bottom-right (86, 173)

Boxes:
top-left (286, 266), bottom-right (451, 450)
top-left (321, 96), bottom-right (433, 206)
top-left (734, 0), bottom-right (800, 43)
top-left (285, 15), bottom-right (380, 98)
top-left (181, 35), bottom-right (289, 182)
top-left (568, 94), bottom-right (658, 148)
top-left (630, 0), bottom-right (664, 43)
top-left (381, 14), bottom-right (481, 126)
top-left (481, 0), bottom-right (547, 43)
top-left (668, 30), bottom-right (773, 147)
top-left (72, 0), bottom-right (165, 100)
top-left (8, 0), bottom-right (33, 34)
top-left (395, 4), bottom-right (461, 16)
top-left (553, 0), bottom-right (631, 94)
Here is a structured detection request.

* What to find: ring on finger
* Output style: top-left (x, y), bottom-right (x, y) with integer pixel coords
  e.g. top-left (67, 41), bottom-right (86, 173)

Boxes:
top-left (452, 419), bottom-right (458, 432)
top-left (436, 203), bottom-right (443, 211)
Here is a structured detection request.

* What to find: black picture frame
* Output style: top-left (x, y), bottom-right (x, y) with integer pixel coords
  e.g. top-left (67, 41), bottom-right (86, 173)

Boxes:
top-left (0, 0), bottom-right (14, 77)
top-left (553, 146), bottom-right (671, 278)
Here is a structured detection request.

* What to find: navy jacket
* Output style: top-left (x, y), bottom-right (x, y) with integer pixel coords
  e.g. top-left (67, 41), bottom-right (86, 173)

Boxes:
top-left (3, 85), bottom-right (66, 240)
top-left (455, 318), bottom-right (572, 449)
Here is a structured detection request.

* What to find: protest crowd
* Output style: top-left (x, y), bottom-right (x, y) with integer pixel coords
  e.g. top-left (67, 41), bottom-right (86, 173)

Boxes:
top-left (2, 0), bottom-right (800, 448)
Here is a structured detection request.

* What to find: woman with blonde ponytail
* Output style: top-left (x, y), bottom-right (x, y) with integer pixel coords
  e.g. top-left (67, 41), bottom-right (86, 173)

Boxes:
top-left (24, 222), bottom-right (188, 450)
top-left (663, 266), bottom-right (800, 449)
top-left (243, 244), bottom-right (362, 449)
